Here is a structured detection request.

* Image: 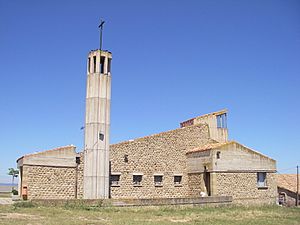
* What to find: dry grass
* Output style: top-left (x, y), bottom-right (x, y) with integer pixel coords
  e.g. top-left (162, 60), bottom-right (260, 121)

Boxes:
top-left (0, 203), bottom-right (299, 225)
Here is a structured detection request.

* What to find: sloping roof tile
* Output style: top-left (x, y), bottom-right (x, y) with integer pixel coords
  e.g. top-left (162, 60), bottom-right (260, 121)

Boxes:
top-left (277, 174), bottom-right (299, 193)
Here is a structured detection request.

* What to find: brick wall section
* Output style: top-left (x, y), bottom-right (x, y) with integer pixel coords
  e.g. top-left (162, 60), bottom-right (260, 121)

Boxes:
top-left (216, 172), bottom-right (277, 204)
top-left (109, 124), bottom-right (214, 199)
top-left (23, 165), bottom-right (77, 199)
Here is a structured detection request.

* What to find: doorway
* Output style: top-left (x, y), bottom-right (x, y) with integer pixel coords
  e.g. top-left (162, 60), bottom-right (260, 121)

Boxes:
top-left (204, 168), bottom-right (211, 196)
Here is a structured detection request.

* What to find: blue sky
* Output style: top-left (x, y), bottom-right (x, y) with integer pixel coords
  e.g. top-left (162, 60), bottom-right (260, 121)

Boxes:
top-left (0, 0), bottom-right (299, 183)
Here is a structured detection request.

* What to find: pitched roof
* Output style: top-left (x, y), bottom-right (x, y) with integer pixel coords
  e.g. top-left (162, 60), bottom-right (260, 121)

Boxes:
top-left (277, 174), bottom-right (300, 193)
top-left (186, 141), bottom-right (276, 162)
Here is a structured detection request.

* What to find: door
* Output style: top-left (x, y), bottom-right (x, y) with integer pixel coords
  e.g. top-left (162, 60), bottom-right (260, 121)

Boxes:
top-left (204, 171), bottom-right (211, 196)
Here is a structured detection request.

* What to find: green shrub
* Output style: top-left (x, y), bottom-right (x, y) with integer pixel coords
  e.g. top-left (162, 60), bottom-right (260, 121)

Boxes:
top-left (11, 189), bottom-right (18, 195)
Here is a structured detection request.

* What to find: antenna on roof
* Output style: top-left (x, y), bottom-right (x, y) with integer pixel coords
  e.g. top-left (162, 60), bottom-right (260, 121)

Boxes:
top-left (98, 19), bottom-right (105, 51)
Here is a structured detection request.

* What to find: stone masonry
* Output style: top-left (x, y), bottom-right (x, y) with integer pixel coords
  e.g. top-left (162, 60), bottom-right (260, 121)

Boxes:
top-left (17, 111), bottom-right (277, 204)
top-left (109, 123), bottom-right (215, 199)
top-left (216, 172), bottom-right (277, 204)
top-left (188, 173), bottom-right (207, 197)
top-left (22, 165), bottom-right (77, 200)
top-left (76, 152), bottom-right (84, 199)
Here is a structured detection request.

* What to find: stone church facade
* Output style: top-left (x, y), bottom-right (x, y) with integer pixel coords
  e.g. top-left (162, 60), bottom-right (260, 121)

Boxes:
top-left (17, 109), bottom-right (277, 204)
top-left (16, 48), bottom-right (277, 204)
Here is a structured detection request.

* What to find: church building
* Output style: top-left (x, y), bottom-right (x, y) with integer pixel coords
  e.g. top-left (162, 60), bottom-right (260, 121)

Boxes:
top-left (16, 46), bottom-right (277, 205)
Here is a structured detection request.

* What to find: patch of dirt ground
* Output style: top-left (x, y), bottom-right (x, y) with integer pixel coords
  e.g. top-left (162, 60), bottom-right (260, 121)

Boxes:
top-left (0, 212), bottom-right (43, 220)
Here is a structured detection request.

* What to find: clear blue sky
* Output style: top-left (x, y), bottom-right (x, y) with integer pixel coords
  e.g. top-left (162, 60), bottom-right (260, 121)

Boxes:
top-left (0, 0), bottom-right (299, 183)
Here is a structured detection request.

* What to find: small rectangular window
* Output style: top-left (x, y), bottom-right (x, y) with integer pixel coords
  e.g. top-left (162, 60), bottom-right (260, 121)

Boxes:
top-left (257, 172), bottom-right (267, 187)
top-left (217, 115), bottom-right (221, 128)
top-left (216, 151), bottom-right (221, 159)
top-left (223, 113), bottom-right (227, 128)
top-left (88, 57), bottom-right (91, 73)
top-left (216, 113), bottom-right (227, 128)
top-left (110, 174), bottom-right (120, 186)
top-left (154, 175), bottom-right (163, 186)
top-left (133, 175), bottom-right (142, 186)
top-left (93, 56), bottom-right (97, 73)
top-left (100, 56), bottom-right (105, 73)
top-left (107, 58), bottom-right (111, 73)
top-left (174, 176), bottom-right (182, 185)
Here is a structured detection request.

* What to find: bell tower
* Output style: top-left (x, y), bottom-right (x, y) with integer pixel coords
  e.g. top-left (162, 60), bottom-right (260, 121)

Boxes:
top-left (83, 43), bottom-right (112, 197)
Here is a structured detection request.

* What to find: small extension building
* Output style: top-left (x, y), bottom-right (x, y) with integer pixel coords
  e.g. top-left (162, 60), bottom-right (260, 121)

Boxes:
top-left (277, 174), bottom-right (300, 206)
top-left (16, 47), bottom-right (277, 205)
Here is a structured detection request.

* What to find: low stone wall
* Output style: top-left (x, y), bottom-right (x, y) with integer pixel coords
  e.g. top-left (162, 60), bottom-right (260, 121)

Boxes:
top-left (30, 196), bottom-right (232, 207)
top-left (110, 196), bottom-right (232, 207)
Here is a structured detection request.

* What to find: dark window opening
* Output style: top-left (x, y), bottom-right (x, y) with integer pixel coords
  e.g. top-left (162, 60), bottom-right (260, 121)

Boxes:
top-left (108, 58), bottom-right (111, 73)
top-left (216, 113), bottom-right (227, 128)
top-left (76, 157), bottom-right (80, 164)
top-left (93, 56), bottom-right (97, 73)
top-left (100, 56), bottom-right (105, 73)
top-left (154, 175), bottom-right (163, 186)
top-left (216, 151), bottom-right (221, 159)
top-left (99, 133), bottom-right (104, 141)
top-left (133, 175), bottom-right (142, 186)
top-left (257, 172), bottom-right (267, 187)
top-left (88, 57), bottom-right (91, 73)
top-left (174, 176), bottom-right (182, 185)
top-left (110, 174), bottom-right (120, 186)
top-left (124, 154), bottom-right (128, 163)
top-left (278, 193), bottom-right (286, 205)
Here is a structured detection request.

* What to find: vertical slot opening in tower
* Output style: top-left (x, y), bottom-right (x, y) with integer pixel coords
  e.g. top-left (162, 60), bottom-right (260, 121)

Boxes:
top-left (108, 58), bottom-right (111, 73)
top-left (100, 56), bottom-right (105, 73)
top-left (88, 57), bottom-right (91, 73)
top-left (93, 56), bottom-right (97, 73)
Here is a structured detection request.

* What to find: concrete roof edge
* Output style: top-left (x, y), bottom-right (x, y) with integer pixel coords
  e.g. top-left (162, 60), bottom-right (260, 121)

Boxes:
top-left (186, 140), bottom-right (276, 162)
top-left (181, 109), bottom-right (228, 124)
top-left (221, 141), bottom-right (276, 162)
top-left (186, 141), bottom-right (233, 154)
top-left (16, 144), bottom-right (77, 163)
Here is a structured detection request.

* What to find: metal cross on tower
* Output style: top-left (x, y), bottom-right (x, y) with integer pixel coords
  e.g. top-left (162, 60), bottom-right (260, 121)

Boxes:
top-left (98, 20), bottom-right (105, 51)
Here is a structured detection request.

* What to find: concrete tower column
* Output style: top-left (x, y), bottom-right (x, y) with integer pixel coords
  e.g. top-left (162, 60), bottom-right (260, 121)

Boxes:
top-left (83, 50), bottom-right (112, 199)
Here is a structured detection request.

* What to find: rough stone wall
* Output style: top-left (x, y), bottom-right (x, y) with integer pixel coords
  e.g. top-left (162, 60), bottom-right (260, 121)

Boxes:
top-left (76, 152), bottom-right (84, 199)
top-left (109, 124), bottom-right (214, 199)
top-left (188, 173), bottom-right (206, 197)
top-left (216, 172), bottom-right (277, 204)
top-left (23, 165), bottom-right (77, 199)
